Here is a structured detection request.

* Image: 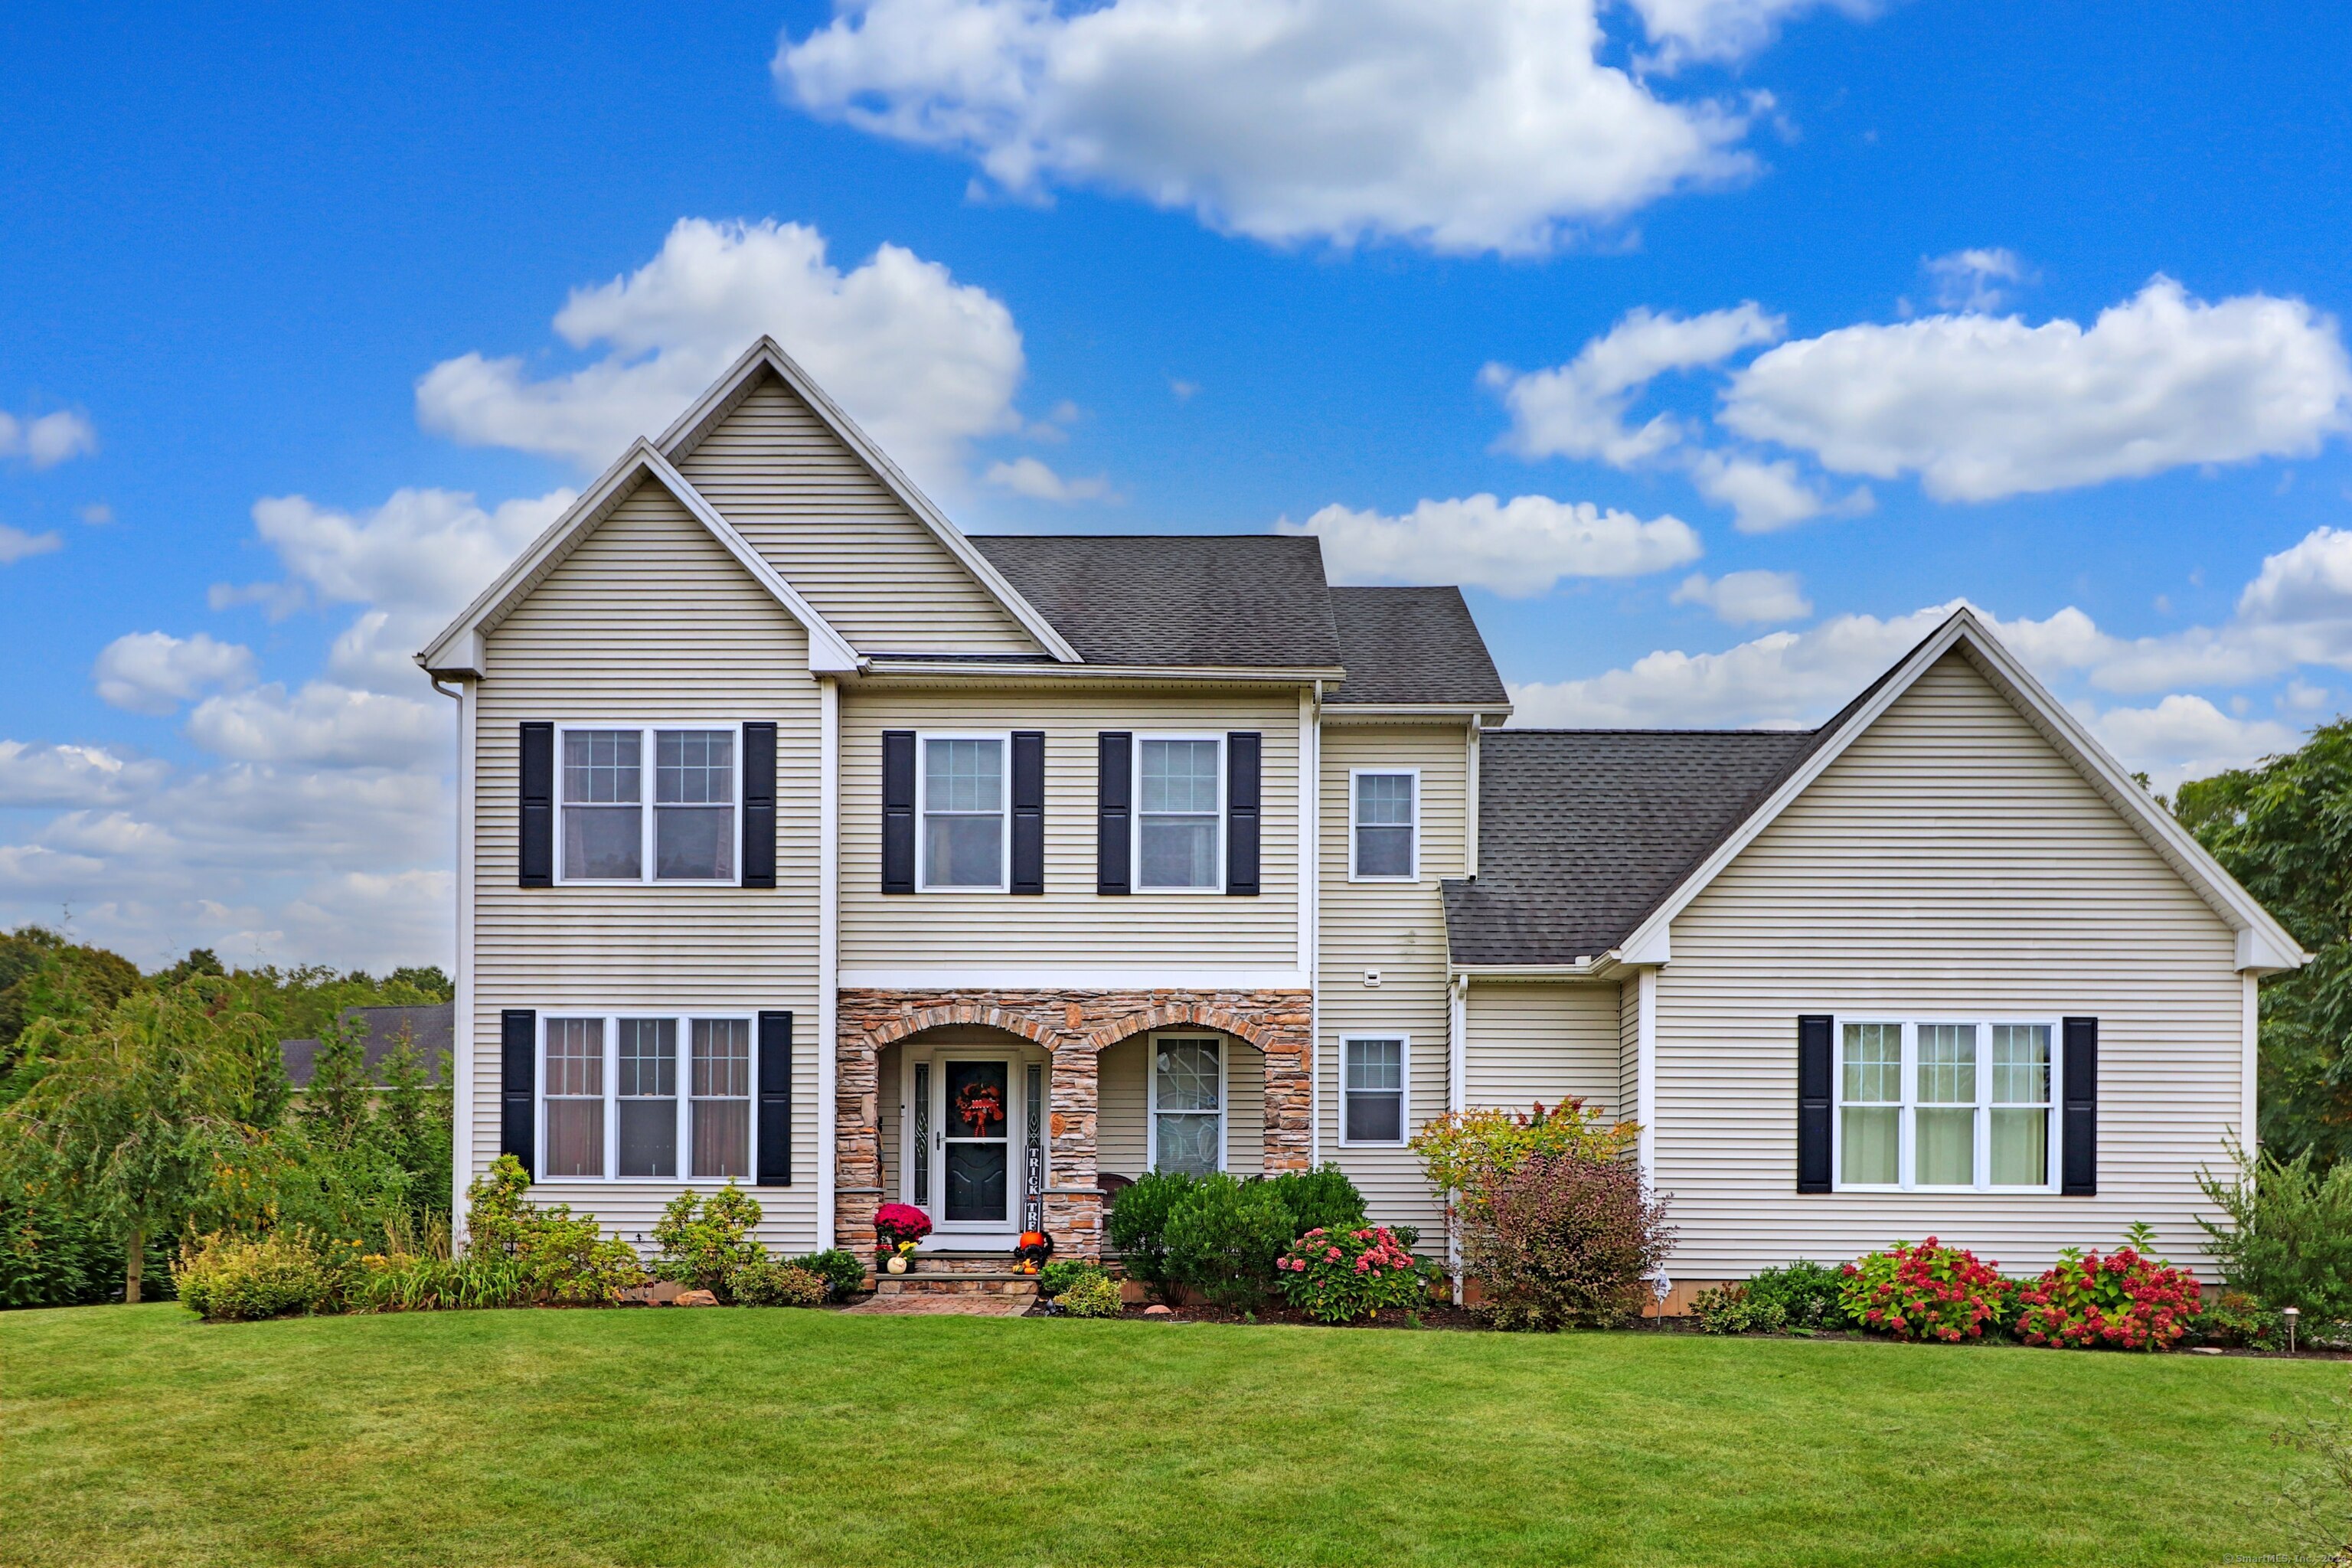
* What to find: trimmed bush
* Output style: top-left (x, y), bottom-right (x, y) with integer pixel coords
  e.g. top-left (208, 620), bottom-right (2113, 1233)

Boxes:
top-left (1276, 1226), bottom-right (1430, 1323)
top-left (1465, 1151), bottom-right (1672, 1331)
top-left (789, 1249), bottom-right (868, 1301)
top-left (174, 1230), bottom-right (330, 1321)
top-left (1691, 1282), bottom-right (1784, 1335)
top-left (651, 1185), bottom-right (764, 1298)
top-left (1266, 1166), bottom-right (1368, 1240)
top-left (1038, 1258), bottom-right (1096, 1298)
top-left (464, 1155), bottom-right (645, 1305)
top-left (729, 1256), bottom-right (827, 1308)
top-left (1106, 1170), bottom-right (1196, 1302)
top-left (2017, 1247), bottom-right (2202, 1351)
top-left (1839, 1238), bottom-right (2015, 1342)
top-left (1696, 1260), bottom-right (1851, 1334)
top-left (1055, 1271), bottom-right (1123, 1318)
top-left (1164, 1173), bottom-right (1292, 1309)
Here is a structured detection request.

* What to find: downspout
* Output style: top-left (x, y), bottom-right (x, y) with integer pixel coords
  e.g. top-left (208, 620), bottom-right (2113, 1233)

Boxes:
top-left (1304, 680), bottom-right (1321, 1170)
top-left (1448, 971), bottom-right (1467, 1305)
top-left (818, 675), bottom-right (841, 1253)
top-left (429, 673), bottom-right (475, 1246)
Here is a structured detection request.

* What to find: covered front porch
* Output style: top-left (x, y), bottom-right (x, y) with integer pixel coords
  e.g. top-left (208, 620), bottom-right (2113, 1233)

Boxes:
top-left (835, 988), bottom-right (1313, 1259)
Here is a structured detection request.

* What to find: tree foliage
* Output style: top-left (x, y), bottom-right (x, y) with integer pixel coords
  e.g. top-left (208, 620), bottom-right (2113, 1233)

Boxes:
top-left (2177, 718), bottom-right (2352, 1165)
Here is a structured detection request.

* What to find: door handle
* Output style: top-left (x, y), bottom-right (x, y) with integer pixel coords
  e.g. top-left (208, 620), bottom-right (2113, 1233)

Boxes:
top-left (934, 1129), bottom-right (943, 1151)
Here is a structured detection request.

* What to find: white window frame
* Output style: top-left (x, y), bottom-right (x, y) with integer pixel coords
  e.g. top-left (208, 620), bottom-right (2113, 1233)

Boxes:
top-left (1145, 1031), bottom-right (1227, 1174)
top-left (533, 1008), bottom-right (759, 1184)
top-left (1831, 1014), bottom-right (2062, 1194)
top-left (552, 722), bottom-right (743, 887)
top-left (1132, 733), bottom-right (1226, 893)
top-left (1337, 1033), bottom-right (1410, 1147)
top-left (1348, 767), bottom-right (1421, 883)
top-left (913, 730), bottom-right (1012, 893)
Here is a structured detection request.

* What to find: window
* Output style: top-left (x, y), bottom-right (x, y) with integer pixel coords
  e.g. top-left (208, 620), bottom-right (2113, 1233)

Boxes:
top-left (1137, 737), bottom-right (1222, 890)
top-left (1835, 1018), bottom-right (2056, 1191)
top-left (1351, 770), bottom-right (1418, 880)
top-left (557, 725), bottom-right (738, 884)
top-left (537, 1011), bottom-right (756, 1181)
top-left (1341, 1036), bottom-right (1406, 1144)
top-left (1151, 1036), bottom-right (1223, 1176)
top-left (919, 734), bottom-right (1006, 890)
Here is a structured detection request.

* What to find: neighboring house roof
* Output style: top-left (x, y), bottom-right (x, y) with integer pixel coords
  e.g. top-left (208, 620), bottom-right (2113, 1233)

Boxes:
top-left (1327, 586), bottom-right (1509, 708)
top-left (1445, 729), bottom-right (1817, 965)
top-left (1446, 606), bottom-right (2311, 974)
top-left (281, 1004), bottom-right (454, 1089)
top-left (969, 534), bottom-right (1347, 670)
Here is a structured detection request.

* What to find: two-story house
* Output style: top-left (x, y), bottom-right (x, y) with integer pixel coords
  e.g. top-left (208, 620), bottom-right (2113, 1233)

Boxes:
top-left (420, 339), bottom-right (2305, 1293)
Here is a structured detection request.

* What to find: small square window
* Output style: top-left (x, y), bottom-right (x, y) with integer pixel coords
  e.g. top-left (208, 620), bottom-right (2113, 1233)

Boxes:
top-left (1342, 1037), bottom-right (1406, 1144)
top-left (1353, 773), bottom-right (1416, 879)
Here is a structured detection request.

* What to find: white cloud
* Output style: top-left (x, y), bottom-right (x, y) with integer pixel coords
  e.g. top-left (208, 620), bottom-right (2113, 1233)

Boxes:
top-left (0, 523), bottom-right (63, 564)
top-left (1627, 0), bottom-right (1872, 65)
top-left (1721, 277), bottom-right (2352, 501)
top-left (1282, 493), bottom-right (1701, 596)
top-left (984, 456), bottom-right (1115, 502)
top-left (1923, 247), bottom-right (2026, 312)
top-left (418, 217), bottom-right (1024, 488)
top-left (0, 742), bottom-right (168, 808)
top-left (776, 0), bottom-right (1763, 256)
top-left (2087, 695), bottom-right (2299, 792)
top-left (0, 409), bottom-right (98, 468)
top-left (93, 632), bottom-right (256, 716)
top-left (1687, 450), bottom-right (1870, 533)
top-left (185, 683), bottom-right (447, 769)
top-left (1671, 569), bottom-right (1811, 625)
top-left (1486, 303), bottom-right (1783, 465)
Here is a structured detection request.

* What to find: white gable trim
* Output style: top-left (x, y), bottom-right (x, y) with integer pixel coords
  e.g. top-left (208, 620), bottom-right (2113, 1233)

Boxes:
top-left (416, 439), bottom-right (863, 678)
top-left (1615, 607), bottom-right (2309, 975)
top-left (657, 337), bottom-right (1083, 665)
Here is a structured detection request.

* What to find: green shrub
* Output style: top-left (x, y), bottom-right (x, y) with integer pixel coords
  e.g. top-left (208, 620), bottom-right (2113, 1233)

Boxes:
top-left (1054, 1272), bottom-right (1123, 1318)
top-left (2199, 1145), bottom-right (2352, 1323)
top-left (1465, 1151), bottom-right (1673, 1331)
top-left (1106, 1170), bottom-right (1196, 1302)
top-left (789, 1248), bottom-right (867, 1301)
top-left (1038, 1258), bottom-right (1096, 1298)
top-left (729, 1256), bottom-right (826, 1308)
top-left (1266, 1165), bottom-right (1367, 1240)
top-left (1163, 1173), bottom-right (1291, 1309)
top-left (1699, 1261), bottom-right (1853, 1333)
top-left (1691, 1282), bottom-right (1785, 1334)
top-left (174, 1229), bottom-right (331, 1321)
top-left (1275, 1226), bottom-right (1431, 1323)
top-left (2197, 1289), bottom-right (2288, 1351)
top-left (651, 1184), bottom-right (764, 1298)
top-left (462, 1155), bottom-right (644, 1305)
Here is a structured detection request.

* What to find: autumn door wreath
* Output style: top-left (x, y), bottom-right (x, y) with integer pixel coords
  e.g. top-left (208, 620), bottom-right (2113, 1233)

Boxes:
top-left (955, 1081), bottom-right (1005, 1138)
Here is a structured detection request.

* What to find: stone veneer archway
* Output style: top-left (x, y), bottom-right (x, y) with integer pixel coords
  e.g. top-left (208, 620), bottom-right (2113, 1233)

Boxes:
top-left (836, 988), bottom-right (1312, 1259)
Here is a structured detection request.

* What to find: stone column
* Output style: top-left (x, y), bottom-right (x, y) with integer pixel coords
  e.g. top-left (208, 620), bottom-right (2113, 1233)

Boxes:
top-left (1044, 1044), bottom-right (1104, 1258)
top-left (1261, 1029), bottom-right (1314, 1174)
top-left (834, 1027), bottom-right (882, 1253)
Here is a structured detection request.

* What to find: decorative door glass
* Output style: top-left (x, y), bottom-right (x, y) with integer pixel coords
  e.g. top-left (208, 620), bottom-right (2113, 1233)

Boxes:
top-left (942, 1060), bottom-right (1010, 1223)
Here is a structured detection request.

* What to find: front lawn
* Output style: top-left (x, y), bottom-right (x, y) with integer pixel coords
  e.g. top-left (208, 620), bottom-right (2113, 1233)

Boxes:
top-left (2, 1305), bottom-right (2341, 1566)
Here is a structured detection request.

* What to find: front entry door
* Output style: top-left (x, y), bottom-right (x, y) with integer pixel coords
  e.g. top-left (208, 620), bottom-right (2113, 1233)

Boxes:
top-left (937, 1058), bottom-right (1011, 1230)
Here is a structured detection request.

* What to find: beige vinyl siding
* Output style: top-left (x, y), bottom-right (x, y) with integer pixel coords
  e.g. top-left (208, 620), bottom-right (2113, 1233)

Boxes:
top-left (839, 688), bottom-right (1302, 968)
top-left (1619, 980), bottom-right (1639, 1129)
top-left (470, 480), bottom-right (825, 1252)
top-left (673, 374), bottom-right (1040, 656)
top-left (1317, 721), bottom-right (1468, 1234)
top-left (1463, 982), bottom-right (1622, 1117)
top-left (1652, 650), bottom-right (2247, 1279)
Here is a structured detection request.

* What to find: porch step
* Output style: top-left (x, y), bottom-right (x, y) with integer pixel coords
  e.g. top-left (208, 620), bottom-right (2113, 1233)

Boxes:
top-left (907, 1251), bottom-right (1034, 1277)
top-left (873, 1272), bottom-right (1039, 1298)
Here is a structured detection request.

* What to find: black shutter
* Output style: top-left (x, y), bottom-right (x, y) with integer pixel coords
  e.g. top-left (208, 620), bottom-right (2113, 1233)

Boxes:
top-left (500, 1009), bottom-right (536, 1176)
top-left (741, 721), bottom-right (776, 888)
top-left (2062, 1016), bottom-right (2098, 1196)
top-left (757, 1011), bottom-right (793, 1187)
top-left (1011, 730), bottom-right (1045, 895)
top-left (1797, 1014), bottom-right (1832, 1194)
top-left (1226, 732), bottom-right (1261, 896)
top-left (518, 723), bottom-right (554, 887)
top-left (1097, 732), bottom-right (1131, 896)
top-left (882, 730), bottom-right (916, 894)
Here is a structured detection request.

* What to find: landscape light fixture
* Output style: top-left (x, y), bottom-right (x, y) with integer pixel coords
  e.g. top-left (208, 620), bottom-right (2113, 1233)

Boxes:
top-left (2284, 1305), bottom-right (2301, 1354)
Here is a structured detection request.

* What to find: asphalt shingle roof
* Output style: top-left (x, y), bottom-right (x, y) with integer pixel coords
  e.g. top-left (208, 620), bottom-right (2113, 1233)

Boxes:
top-left (1327, 587), bottom-right (1508, 707)
top-left (281, 1004), bottom-right (453, 1089)
top-left (969, 534), bottom-right (1344, 668)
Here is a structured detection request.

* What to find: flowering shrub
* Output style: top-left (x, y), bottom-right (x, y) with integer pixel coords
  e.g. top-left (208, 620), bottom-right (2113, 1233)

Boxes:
top-left (873, 1202), bottom-right (931, 1256)
top-left (2016, 1247), bottom-right (2202, 1350)
top-left (1275, 1226), bottom-right (1429, 1323)
top-left (1839, 1238), bottom-right (2015, 1342)
top-left (1465, 1151), bottom-right (1673, 1331)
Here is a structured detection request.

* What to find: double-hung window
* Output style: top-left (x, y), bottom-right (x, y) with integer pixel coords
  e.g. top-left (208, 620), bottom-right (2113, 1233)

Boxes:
top-left (537, 1012), bottom-right (754, 1181)
top-left (919, 735), bottom-right (1007, 890)
top-left (1351, 770), bottom-right (1418, 880)
top-left (557, 724), bottom-right (737, 883)
top-left (1151, 1035), bottom-right (1223, 1176)
top-left (1137, 737), bottom-right (1222, 890)
top-left (1835, 1017), bottom-right (2056, 1191)
top-left (1341, 1036), bottom-right (1406, 1144)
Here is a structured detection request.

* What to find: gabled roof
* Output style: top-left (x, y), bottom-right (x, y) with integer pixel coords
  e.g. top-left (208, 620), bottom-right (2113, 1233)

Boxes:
top-left (416, 441), bottom-right (863, 678)
top-left (1328, 586), bottom-right (1510, 709)
top-left (658, 338), bottom-right (1080, 664)
top-left (1447, 607), bottom-right (2310, 975)
top-left (969, 534), bottom-right (1346, 670)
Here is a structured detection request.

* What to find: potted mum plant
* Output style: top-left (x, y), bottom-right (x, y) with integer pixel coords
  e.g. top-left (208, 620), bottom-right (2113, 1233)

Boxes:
top-left (874, 1203), bottom-right (931, 1272)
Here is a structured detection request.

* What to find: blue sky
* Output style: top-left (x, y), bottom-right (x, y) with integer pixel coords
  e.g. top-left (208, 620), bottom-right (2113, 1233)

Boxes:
top-left (3, 1), bottom-right (2350, 969)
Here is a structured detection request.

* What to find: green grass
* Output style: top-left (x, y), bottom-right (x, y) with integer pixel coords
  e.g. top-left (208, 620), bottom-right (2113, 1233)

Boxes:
top-left (2, 1305), bottom-right (2343, 1566)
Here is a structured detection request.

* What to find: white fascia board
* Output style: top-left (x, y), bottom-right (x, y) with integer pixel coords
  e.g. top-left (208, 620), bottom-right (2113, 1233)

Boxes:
top-left (1614, 606), bottom-right (2312, 976)
top-left (1322, 702), bottom-right (1517, 724)
top-left (837, 967), bottom-right (1309, 991)
top-left (855, 661), bottom-right (1345, 687)
top-left (414, 441), bottom-right (863, 678)
top-left (657, 338), bottom-right (1083, 666)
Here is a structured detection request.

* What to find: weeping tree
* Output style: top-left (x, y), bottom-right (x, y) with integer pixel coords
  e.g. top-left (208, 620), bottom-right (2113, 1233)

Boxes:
top-left (0, 977), bottom-right (272, 1302)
